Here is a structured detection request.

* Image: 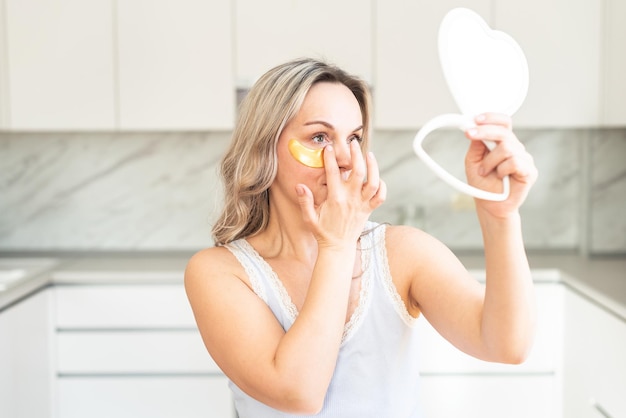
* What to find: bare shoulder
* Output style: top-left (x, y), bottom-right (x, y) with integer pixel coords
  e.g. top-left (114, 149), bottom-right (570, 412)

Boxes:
top-left (384, 224), bottom-right (455, 267)
top-left (186, 246), bottom-right (236, 283)
top-left (384, 224), bottom-right (432, 247)
top-left (185, 245), bottom-right (253, 293)
top-left (184, 245), bottom-right (259, 334)
top-left (383, 225), bottom-right (470, 303)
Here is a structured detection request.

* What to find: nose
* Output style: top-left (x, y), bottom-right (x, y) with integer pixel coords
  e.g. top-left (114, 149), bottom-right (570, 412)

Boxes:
top-left (333, 139), bottom-right (355, 173)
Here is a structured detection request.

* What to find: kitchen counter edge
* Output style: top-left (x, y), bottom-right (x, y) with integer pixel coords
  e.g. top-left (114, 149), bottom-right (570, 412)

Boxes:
top-left (0, 253), bottom-right (624, 321)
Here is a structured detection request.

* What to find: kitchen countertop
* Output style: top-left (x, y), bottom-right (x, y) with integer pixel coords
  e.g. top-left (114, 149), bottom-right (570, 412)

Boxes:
top-left (458, 252), bottom-right (626, 320)
top-left (0, 254), bottom-right (194, 311)
top-left (1, 252), bottom-right (625, 320)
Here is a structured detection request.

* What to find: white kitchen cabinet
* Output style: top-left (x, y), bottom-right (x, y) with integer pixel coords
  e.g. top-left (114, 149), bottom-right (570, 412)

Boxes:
top-left (55, 284), bottom-right (195, 328)
top-left (58, 377), bottom-right (233, 418)
top-left (494, 0), bottom-right (602, 128)
top-left (374, 0), bottom-right (491, 129)
top-left (601, 0), bottom-right (626, 126)
top-left (418, 283), bottom-right (563, 374)
top-left (57, 331), bottom-right (219, 374)
top-left (54, 284), bottom-right (235, 418)
top-left (117, 0), bottom-right (234, 130)
top-left (421, 375), bottom-right (558, 418)
top-left (563, 287), bottom-right (626, 418)
top-left (0, 0), bottom-right (9, 130)
top-left (235, 0), bottom-right (373, 87)
top-left (0, 290), bottom-right (54, 418)
top-left (417, 283), bottom-right (564, 417)
top-left (375, 0), bottom-right (604, 129)
top-left (5, 0), bottom-right (115, 130)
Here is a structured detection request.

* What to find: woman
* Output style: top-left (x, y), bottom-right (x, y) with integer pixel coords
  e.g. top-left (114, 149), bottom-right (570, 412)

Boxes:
top-left (185, 58), bottom-right (538, 417)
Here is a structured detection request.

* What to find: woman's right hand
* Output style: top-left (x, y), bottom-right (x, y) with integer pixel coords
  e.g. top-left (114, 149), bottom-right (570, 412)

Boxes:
top-left (295, 140), bottom-right (386, 248)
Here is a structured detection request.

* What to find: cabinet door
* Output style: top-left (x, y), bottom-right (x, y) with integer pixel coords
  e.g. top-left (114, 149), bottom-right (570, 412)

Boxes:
top-left (420, 375), bottom-right (558, 418)
top-left (602, 0), bottom-right (626, 126)
top-left (0, 290), bottom-right (54, 418)
top-left (0, 0), bottom-right (8, 129)
top-left (57, 331), bottom-right (219, 374)
top-left (494, 0), bottom-right (602, 127)
top-left (418, 283), bottom-right (564, 374)
top-left (374, 0), bottom-right (491, 129)
top-left (563, 288), bottom-right (626, 418)
top-left (5, 0), bottom-right (115, 130)
top-left (55, 285), bottom-right (195, 328)
top-left (117, 0), bottom-right (234, 130)
top-left (58, 377), bottom-right (234, 418)
top-left (235, 0), bottom-right (373, 87)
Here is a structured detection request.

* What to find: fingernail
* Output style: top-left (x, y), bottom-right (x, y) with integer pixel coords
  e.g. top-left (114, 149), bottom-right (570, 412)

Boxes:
top-left (475, 114), bottom-right (486, 122)
top-left (296, 185), bottom-right (305, 196)
top-left (368, 151), bottom-right (375, 160)
top-left (468, 128), bottom-right (478, 137)
top-left (325, 145), bottom-right (333, 152)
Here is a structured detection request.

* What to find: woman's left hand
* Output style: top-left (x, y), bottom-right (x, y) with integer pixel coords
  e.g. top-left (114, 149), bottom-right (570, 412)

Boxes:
top-left (464, 112), bottom-right (538, 218)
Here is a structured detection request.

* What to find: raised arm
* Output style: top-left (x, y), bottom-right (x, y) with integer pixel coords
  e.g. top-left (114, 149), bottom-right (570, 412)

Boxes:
top-left (398, 112), bottom-right (538, 363)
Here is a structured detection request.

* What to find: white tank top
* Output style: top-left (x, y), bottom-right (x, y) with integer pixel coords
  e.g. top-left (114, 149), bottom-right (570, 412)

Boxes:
top-left (225, 222), bottom-right (424, 417)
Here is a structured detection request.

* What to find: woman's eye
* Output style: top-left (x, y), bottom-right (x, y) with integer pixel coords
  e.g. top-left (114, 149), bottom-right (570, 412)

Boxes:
top-left (312, 133), bottom-right (328, 145)
top-left (349, 135), bottom-right (363, 144)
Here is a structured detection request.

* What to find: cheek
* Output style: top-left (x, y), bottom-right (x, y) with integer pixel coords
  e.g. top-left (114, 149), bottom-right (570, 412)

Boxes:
top-left (278, 143), bottom-right (317, 179)
top-left (277, 154), bottom-right (326, 199)
top-left (276, 162), bottom-right (319, 187)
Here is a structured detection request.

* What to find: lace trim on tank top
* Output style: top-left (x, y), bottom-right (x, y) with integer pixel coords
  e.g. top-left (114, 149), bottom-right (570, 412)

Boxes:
top-left (227, 238), bottom-right (372, 344)
top-left (341, 235), bottom-right (372, 344)
top-left (375, 224), bottom-right (418, 327)
top-left (230, 239), bottom-right (298, 321)
top-left (224, 241), bottom-right (268, 304)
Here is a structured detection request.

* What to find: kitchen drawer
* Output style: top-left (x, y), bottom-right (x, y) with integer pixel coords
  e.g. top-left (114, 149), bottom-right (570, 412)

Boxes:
top-left (55, 285), bottom-right (195, 328)
top-left (57, 376), bottom-right (234, 418)
top-left (563, 288), bottom-right (626, 418)
top-left (57, 330), bottom-right (219, 374)
top-left (420, 375), bottom-right (559, 418)
top-left (418, 283), bottom-right (563, 373)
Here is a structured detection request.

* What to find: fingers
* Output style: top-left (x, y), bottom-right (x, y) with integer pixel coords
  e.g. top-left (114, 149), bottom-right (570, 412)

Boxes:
top-left (301, 141), bottom-right (385, 243)
top-left (295, 184), bottom-right (317, 224)
top-left (322, 139), bottom-right (385, 209)
top-left (466, 123), bottom-right (512, 143)
top-left (465, 113), bottom-right (534, 182)
top-left (323, 140), bottom-right (366, 196)
top-left (476, 134), bottom-right (527, 178)
top-left (361, 152), bottom-right (379, 197)
top-left (322, 145), bottom-right (341, 193)
top-left (474, 112), bottom-right (512, 129)
top-left (346, 139), bottom-right (367, 184)
top-left (370, 178), bottom-right (387, 209)
top-left (494, 154), bottom-right (538, 184)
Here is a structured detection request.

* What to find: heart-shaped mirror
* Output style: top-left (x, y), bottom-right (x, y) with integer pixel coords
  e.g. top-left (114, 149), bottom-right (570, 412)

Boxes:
top-left (413, 7), bottom-right (529, 201)
top-left (439, 8), bottom-right (528, 116)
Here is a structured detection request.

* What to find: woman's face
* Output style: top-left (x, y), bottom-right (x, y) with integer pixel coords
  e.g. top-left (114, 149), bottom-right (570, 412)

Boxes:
top-left (273, 81), bottom-right (364, 207)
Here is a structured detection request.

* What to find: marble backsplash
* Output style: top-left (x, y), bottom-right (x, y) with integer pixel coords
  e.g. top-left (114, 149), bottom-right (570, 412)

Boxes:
top-left (1, 128), bottom-right (624, 254)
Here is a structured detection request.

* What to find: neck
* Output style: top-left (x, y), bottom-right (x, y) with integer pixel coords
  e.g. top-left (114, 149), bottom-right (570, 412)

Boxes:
top-left (248, 197), bottom-right (318, 264)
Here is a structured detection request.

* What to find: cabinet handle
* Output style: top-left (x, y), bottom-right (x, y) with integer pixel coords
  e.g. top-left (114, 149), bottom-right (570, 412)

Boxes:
top-left (589, 398), bottom-right (613, 418)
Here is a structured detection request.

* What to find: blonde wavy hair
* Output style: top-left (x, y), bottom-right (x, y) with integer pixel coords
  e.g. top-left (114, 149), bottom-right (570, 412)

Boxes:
top-left (212, 58), bottom-right (372, 246)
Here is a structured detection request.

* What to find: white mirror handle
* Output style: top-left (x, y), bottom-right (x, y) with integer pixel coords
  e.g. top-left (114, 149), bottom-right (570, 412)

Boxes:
top-left (413, 114), bottom-right (510, 202)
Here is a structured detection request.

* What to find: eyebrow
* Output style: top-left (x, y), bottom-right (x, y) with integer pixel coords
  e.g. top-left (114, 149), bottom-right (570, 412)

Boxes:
top-left (304, 120), bottom-right (363, 132)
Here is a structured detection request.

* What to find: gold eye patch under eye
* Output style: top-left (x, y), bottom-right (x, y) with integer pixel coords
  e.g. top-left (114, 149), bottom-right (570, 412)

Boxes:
top-left (288, 139), bottom-right (324, 168)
